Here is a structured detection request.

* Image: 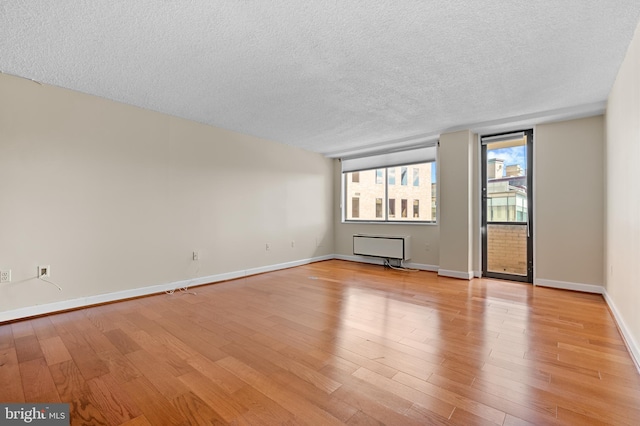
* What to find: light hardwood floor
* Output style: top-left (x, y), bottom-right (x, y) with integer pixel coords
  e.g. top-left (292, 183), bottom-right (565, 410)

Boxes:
top-left (1, 260), bottom-right (639, 425)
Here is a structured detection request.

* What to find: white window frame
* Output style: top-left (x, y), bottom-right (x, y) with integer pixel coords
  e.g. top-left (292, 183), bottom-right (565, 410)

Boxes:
top-left (341, 145), bottom-right (437, 224)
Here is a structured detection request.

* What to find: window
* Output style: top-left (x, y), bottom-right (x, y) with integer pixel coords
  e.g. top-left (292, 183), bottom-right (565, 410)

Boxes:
top-left (342, 146), bottom-right (437, 223)
top-left (352, 172), bottom-right (359, 183)
top-left (388, 168), bottom-right (395, 185)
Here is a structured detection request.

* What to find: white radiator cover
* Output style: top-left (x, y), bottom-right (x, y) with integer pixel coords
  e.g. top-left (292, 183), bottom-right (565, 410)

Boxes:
top-left (353, 234), bottom-right (411, 260)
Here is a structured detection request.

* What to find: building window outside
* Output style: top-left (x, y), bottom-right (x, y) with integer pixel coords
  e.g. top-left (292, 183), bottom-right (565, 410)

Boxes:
top-left (344, 162), bottom-right (435, 222)
top-left (376, 169), bottom-right (383, 184)
top-left (352, 197), bottom-right (359, 218)
top-left (432, 182), bottom-right (437, 219)
top-left (352, 172), bottom-right (359, 183)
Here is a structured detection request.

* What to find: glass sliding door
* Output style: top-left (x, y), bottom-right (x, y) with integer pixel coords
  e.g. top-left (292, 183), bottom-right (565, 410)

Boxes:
top-left (481, 130), bottom-right (533, 282)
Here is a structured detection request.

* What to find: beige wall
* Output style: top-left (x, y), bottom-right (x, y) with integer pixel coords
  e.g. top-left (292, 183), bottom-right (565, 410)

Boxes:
top-left (535, 116), bottom-right (604, 286)
top-left (0, 73), bottom-right (334, 314)
top-left (438, 130), bottom-right (474, 277)
top-left (606, 19), bottom-right (640, 356)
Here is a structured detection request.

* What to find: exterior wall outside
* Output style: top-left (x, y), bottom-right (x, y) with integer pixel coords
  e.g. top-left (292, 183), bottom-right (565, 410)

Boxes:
top-left (487, 224), bottom-right (527, 275)
top-left (345, 169), bottom-right (386, 220)
top-left (345, 164), bottom-right (433, 221)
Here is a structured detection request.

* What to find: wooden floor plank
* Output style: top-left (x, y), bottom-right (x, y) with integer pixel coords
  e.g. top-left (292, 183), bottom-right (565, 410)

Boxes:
top-left (118, 415), bottom-right (154, 426)
top-left (226, 332), bottom-right (343, 394)
top-left (11, 320), bottom-right (35, 339)
top-left (393, 371), bottom-right (506, 424)
top-left (177, 369), bottom-right (248, 423)
top-left (30, 316), bottom-right (58, 340)
top-left (14, 334), bottom-right (45, 363)
top-left (331, 379), bottom-right (427, 426)
top-left (49, 359), bottom-right (91, 401)
top-left (68, 395), bottom-right (110, 426)
top-left (0, 260), bottom-right (638, 425)
top-left (185, 353), bottom-right (247, 394)
top-left (125, 349), bottom-right (191, 400)
top-left (86, 373), bottom-right (142, 425)
top-left (447, 407), bottom-right (502, 426)
top-left (96, 349), bottom-right (142, 384)
top-left (352, 366), bottom-right (455, 419)
top-left (216, 355), bottom-right (345, 425)
top-left (120, 377), bottom-right (186, 426)
top-left (171, 390), bottom-right (228, 425)
top-left (0, 324), bottom-right (15, 350)
top-left (428, 371), bottom-right (563, 425)
top-left (57, 332), bottom-right (110, 381)
top-left (0, 347), bottom-right (25, 402)
top-left (231, 385), bottom-right (299, 425)
top-left (104, 328), bottom-right (143, 355)
top-left (269, 369), bottom-right (358, 422)
top-left (19, 357), bottom-right (60, 402)
top-left (39, 336), bottom-right (73, 366)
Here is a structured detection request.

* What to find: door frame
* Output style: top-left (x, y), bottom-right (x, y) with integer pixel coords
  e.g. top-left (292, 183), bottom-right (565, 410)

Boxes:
top-left (481, 129), bottom-right (533, 283)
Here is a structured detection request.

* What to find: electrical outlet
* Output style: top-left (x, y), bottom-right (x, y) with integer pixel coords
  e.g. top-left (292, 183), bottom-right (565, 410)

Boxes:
top-left (38, 265), bottom-right (51, 278)
top-left (265, 243), bottom-right (270, 251)
top-left (192, 251), bottom-right (200, 261)
top-left (0, 269), bottom-right (11, 283)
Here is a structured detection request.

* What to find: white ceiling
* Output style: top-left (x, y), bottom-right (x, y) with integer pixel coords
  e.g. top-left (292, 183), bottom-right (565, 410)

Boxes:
top-left (2, 1), bottom-right (639, 157)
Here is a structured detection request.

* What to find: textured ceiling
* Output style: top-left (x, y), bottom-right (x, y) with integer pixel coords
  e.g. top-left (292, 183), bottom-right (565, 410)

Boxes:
top-left (2, 1), bottom-right (640, 157)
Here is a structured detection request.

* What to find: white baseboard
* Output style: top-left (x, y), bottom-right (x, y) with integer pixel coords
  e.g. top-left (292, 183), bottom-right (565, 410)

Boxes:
top-left (534, 278), bottom-right (604, 294)
top-left (244, 255), bottom-right (334, 276)
top-left (602, 290), bottom-right (640, 374)
top-left (438, 269), bottom-right (474, 280)
top-left (333, 254), bottom-right (438, 272)
top-left (0, 255), bottom-right (333, 323)
top-left (404, 261), bottom-right (439, 272)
